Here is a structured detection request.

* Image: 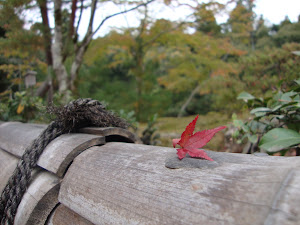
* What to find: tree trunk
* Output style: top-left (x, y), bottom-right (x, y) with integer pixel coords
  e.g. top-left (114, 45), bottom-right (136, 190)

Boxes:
top-left (52, 0), bottom-right (69, 95)
top-left (68, 0), bottom-right (77, 39)
top-left (38, 0), bottom-right (52, 66)
top-left (178, 84), bottom-right (200, 117)
top-left (135, 75), bottom-right (143, 121)
top-left (133, 48), bottom-right (144, 121)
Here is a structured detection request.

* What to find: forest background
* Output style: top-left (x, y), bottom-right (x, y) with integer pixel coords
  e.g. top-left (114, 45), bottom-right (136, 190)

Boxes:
top-left (0, 0), bottom-right (299, 153)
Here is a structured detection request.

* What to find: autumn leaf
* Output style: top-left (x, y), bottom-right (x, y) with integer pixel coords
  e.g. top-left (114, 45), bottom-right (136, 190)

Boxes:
top-left (17, 104), bottom-right (25, 114)
top-left (173, 115), bottom-right (226, 160)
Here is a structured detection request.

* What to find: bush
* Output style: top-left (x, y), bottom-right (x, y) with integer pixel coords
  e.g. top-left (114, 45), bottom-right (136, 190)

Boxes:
top-left (232, 79), bottom-right (300, 155)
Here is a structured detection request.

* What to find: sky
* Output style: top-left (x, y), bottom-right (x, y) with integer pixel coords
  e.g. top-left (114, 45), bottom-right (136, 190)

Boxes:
top-left (255, 0), bottom-right (300, 25)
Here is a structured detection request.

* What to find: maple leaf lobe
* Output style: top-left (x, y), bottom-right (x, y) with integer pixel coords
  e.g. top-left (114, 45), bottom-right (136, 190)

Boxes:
top-left (172, 138), bottom-right (180, 148)
top-left (176, 148), bottom-right (187, 159)
top-left (178, 115), bottom-right (199, 147)
top-left (185, 126), bottom-right (227, 149)
top-left (186, 148), bottom-right (214, 161)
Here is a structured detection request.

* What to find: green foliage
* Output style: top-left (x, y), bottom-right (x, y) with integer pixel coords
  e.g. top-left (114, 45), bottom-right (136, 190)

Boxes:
top-left (0, 91), bottom-right (44, 122)
top-left (252, 16), bottom-right (300, 49)
top-left (0, 0), bottom-right (48, 111)
top-left (78, 58), bottom-right (137, 113)
top-left (232, 79), bottom-right (300, 154)
top-left (186, 94), bottom-right (213, 115)
top-left (273, 18), bottom-right (300, 46)
top-left (237, 42), bottom-right (300, 97)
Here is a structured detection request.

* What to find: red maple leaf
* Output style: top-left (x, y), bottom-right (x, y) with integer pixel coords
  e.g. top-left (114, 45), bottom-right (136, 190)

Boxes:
top-left (173, 115), bottom-right (226, 160)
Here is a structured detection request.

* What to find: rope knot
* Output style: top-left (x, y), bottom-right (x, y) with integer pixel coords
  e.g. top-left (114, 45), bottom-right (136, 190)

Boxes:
top-left (48, 98), bottom-right (129, 132)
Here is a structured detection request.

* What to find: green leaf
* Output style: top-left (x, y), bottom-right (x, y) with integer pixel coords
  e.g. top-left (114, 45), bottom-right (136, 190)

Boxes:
top-left (259, 128), bottom-right (300, 152)
top-left (250, 107), bottom-right (271, 117)
top-left (271, 104), bottom-right (283, 112)
top-left (233, 119), bottom-right (244, 128)
top-left (232, 130), bottom-right (240, 138)
top-left (247, 134), bottom-right (258, 143)
top-left (254, 112), bottom-right (268, 117)
top-left (237, 92), bottom-right (255, 101)
top-left (241, 124), bottom-right (250, 133)
top-left (248, 120), bottom-right (267, 133)
top-left (293, 95), bottom-right (300, 102)
top-left (250, 107), bottom-right (271, 113)
top-left (279, 91), bottom-right (297, 102)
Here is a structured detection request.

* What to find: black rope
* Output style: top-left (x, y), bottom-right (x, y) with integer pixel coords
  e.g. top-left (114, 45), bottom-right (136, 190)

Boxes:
top-left (0, 98), bottom-right (128, 225)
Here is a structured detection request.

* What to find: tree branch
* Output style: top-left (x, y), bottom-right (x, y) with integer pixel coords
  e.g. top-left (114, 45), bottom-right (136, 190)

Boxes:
top-left (178, 84), bottom-right (200, 117)
top-left (68, 0), bottom-right (77, 38)
top-left (92, 0), bottom-right (155, 37)
top-left (87, 0), bottom-right (97, 34)
top-left (137, 3), bottom-right (148, 40)
top-left (75, 0), bottom-right (84, 39)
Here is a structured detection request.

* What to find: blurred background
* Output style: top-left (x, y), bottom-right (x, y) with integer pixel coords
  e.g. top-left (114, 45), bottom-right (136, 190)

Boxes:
top-left (0, 0), bottom-right (299, 155)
